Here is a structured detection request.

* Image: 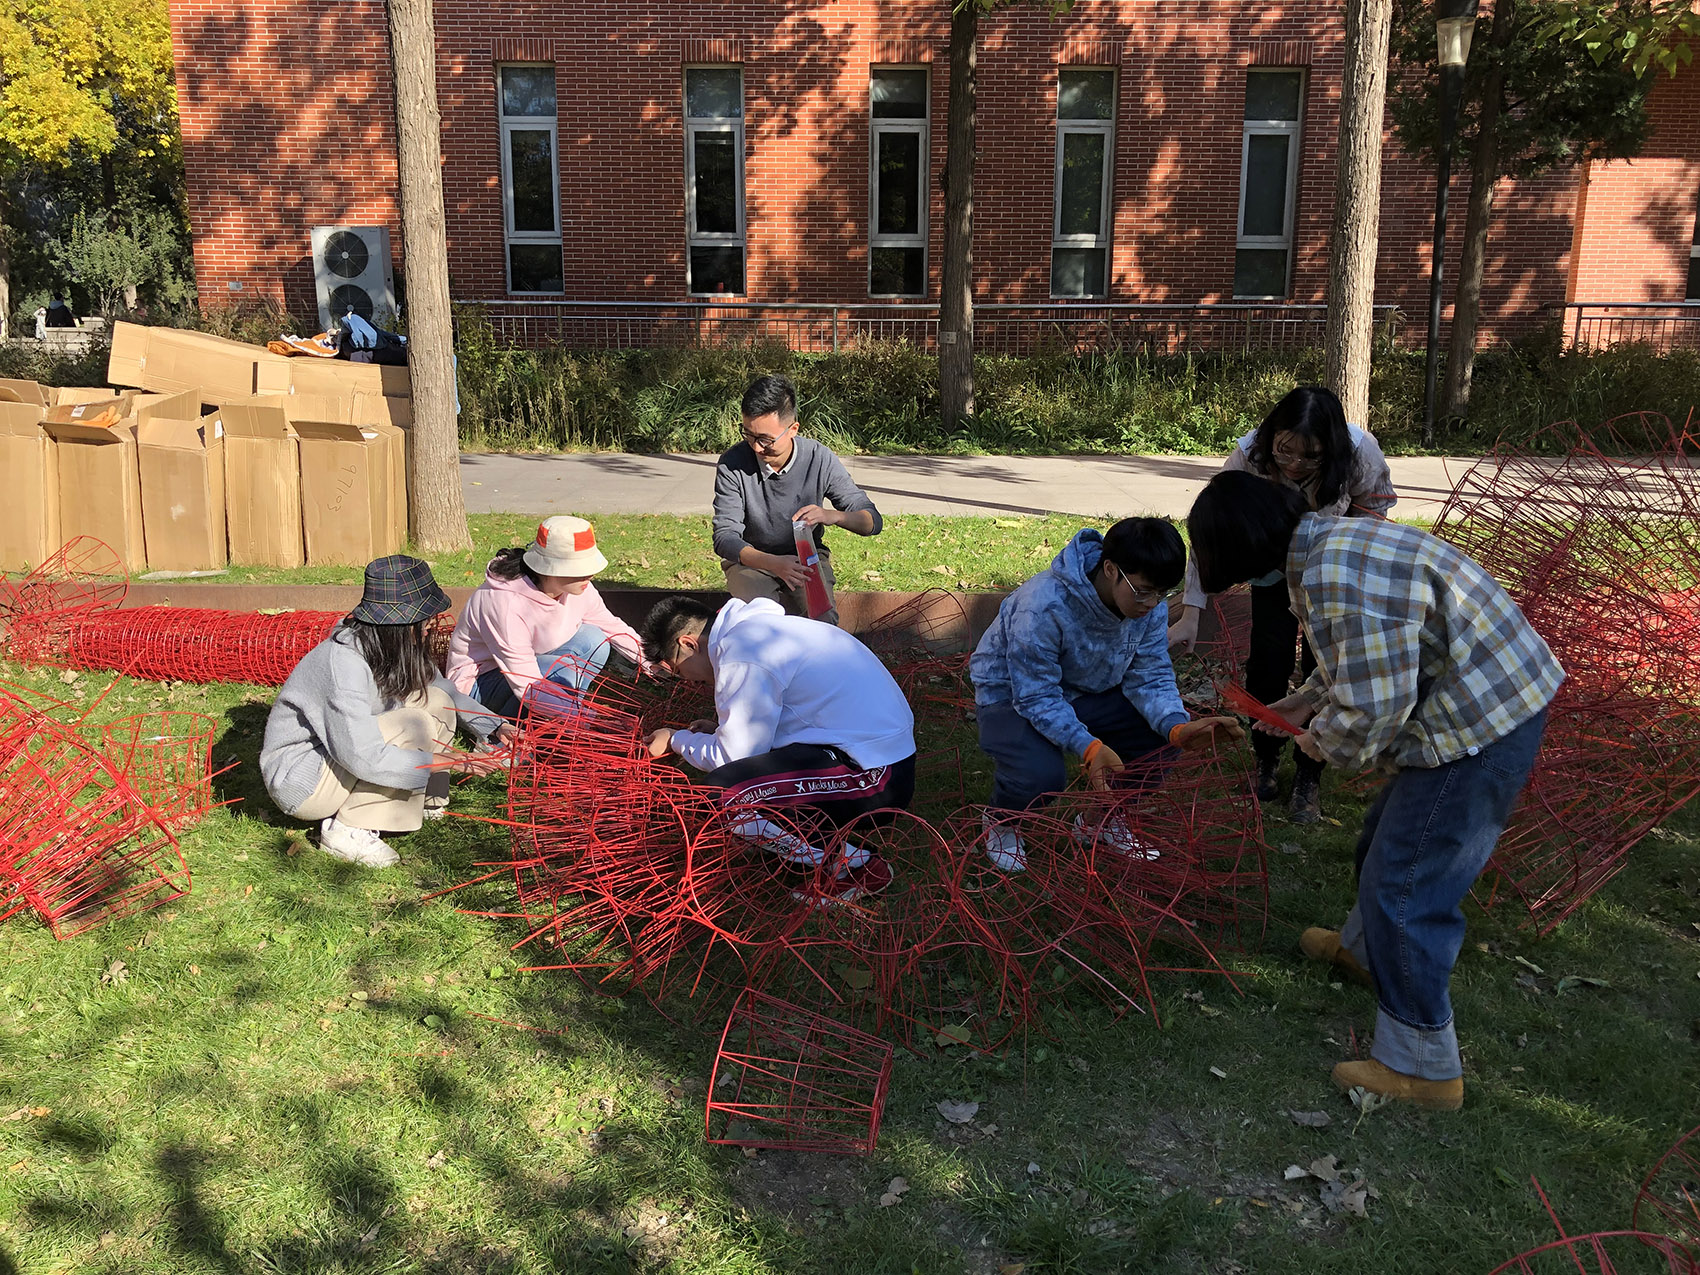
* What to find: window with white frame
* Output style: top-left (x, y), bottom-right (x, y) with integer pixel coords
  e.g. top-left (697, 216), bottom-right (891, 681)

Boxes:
top-left (685, 66), bottom-right (745, 295)
top-left (870, 67), bottom-right (929, 296)
top-left (1234, 69), bottom-right (1305, 299)
top-left (498, 64), bottom-right (562, 294)
top-left (1688, 192), bottom-right (1700, 299)
top-left (1052, 67), bottom-right (1115, 298)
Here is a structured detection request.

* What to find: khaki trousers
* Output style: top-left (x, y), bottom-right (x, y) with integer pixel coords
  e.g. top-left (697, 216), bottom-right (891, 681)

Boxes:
top-left (723, 553), bottom-right (839, 626)
top-left (291, 685), bottom-right (456, 833)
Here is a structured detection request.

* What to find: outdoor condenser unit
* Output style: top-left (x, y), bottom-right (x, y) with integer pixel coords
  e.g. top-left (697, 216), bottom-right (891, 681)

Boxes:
top-left (310, 225), bottom-right (397, 332)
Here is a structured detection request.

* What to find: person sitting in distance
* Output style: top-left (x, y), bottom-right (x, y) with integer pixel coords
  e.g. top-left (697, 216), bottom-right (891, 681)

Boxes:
top-left (712, 373), bottom-right (882, 626)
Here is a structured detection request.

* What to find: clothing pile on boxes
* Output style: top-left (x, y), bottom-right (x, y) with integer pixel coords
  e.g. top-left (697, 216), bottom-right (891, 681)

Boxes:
top-left (0, 321), bottom-right (413, 575)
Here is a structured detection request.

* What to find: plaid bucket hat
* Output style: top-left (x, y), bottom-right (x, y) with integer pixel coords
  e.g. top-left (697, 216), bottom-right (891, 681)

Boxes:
top-left (350, 555), bottom-right (452, 625)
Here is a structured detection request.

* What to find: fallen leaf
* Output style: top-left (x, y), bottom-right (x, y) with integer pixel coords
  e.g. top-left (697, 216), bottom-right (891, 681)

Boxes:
top-left (934, 1025), bottom-right (972, 1048)
top-left (1347, 1087), bottom-right (1391, 1115)
top-left (1026, 1161), bottom-right (1041, 1175)
top-left (861, 571), bottom-right (883, 582)
top-left (1307, 1155), bottom-right (1342, 1182)
top-left (1321, 1177), bottom-right (1370, 1218)
top-left (1000, 1265), bottom-right (1027, 1275)
top-left (936, 1098), bottom-right (979, 1124)
top-left (1209, 1065), bottom-right (1229, 1079)
top-left (350, 990), bottom-right (369, 1002)
top-left (0, 1109), bottom-right (27, 1123)
top-left (879, 1192), bottom-right (901, 1207)
top-left (59, 669), bottom-right (80, 684)
top-left (1289, 1110), bottom-right (1332, 1128)
top-left (1511, 955), bottom-right (1546, 976)
top-left (187, 964), bottom-right (201, 976)
top-left (243, 885), bottom-right (254, 897)
top-left (423, 1014), bottom-right (445, 1030)
top-left (1283, 1164), bottom-right (1309, 1181)
top-left (318, 1019), bottom-right (334, 1031)
top-left (1555, 975), bottom-right (1610, 995)
top-left (425, 1149), bottom-right (447, 1170)
top-left (1198, 1004), bottom-right (1224, 1018)
top-left (100, 960), bottom-right (128, 986)
top-left (930, 564), bottom-right (953, 575)
top-left (29, 1107), bottom-right (48, 1118)
top-left (887, 1176), bottom-right (910, 1196)
top-left (836, 964), bottom-right (874, 991)
top-left (1182, 990), bottom-right (1204, 1003)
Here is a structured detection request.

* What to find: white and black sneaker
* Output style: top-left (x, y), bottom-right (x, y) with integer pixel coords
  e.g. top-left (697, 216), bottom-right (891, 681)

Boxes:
top-left (1072, 813), bottom-right (1161, 862)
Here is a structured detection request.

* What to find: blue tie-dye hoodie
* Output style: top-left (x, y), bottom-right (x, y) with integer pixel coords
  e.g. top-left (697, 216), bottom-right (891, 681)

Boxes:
top-left (970, 529), bottom-right (1190, 755)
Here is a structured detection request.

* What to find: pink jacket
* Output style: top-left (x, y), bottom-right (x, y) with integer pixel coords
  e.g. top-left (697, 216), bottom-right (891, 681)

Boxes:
top-left (445, 569), bottom-right (646, 697)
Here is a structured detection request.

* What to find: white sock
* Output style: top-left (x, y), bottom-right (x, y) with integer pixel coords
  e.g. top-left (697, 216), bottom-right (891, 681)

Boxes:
top-left (730, 815), bottom-right (824, 866)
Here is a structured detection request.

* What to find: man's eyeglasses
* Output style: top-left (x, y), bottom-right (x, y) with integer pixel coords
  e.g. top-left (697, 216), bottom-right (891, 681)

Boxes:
top-left (1110, 566), bottom-right (1179, 606)
top-left (741, 422), bottom-right (796, 450)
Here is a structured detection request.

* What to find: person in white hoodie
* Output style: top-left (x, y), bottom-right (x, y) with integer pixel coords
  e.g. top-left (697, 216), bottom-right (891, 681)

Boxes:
top-left (446, 516), bottom-right (651, 716)
top-left (638, 595), bottom-right (917, 904)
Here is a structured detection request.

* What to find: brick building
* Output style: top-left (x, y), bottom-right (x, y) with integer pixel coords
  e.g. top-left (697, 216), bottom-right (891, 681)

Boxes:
top-left (166, 0), bottom-right (1700, 344)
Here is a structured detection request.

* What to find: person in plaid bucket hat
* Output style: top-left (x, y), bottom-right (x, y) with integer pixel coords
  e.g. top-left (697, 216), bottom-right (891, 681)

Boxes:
top-left (446, 516), bottom-right (655, 719)
top-left (261, 556), bottom-right (509, 868)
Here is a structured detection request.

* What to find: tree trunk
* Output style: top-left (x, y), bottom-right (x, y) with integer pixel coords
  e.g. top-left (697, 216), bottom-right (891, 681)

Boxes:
top-left (386, 0), bottom-right (471, 553)
top-left (1442, 58), bottom-right (1508, 420)
top-left (939, 2), bottom-right (977, 432)
top-left (1323, 0), bottom-right (1394, 427)
top-left (0, 197), bottom-right (10, 342)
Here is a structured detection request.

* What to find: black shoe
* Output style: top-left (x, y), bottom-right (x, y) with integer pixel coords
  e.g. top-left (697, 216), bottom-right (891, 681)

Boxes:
top-left (1255, 758), bottom-right (1282, 803)
top-left (1289, 774), bottom-right (1321, 825)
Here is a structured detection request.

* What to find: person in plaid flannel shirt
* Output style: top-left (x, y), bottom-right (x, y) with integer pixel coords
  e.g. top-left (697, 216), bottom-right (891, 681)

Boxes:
top-left (1189, 470), bottom-right (1563, 1111)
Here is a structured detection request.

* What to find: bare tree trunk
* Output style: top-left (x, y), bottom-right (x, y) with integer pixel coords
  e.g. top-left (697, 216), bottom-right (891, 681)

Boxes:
top-left (1324, 0), bottom-right (1394, 426)
top-left (1442, 64), bottom-right (1506, 420)
top-left (939, 2), bottom-right (977, 431)
top-left (387, 0), bottom-right (471, 553)
top-left (0, 200), bottom-right (10, 341)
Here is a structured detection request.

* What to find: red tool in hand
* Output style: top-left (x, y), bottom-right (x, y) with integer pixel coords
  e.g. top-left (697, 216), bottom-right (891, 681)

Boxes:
top-left (1215, 681), bottom-right (1302, 736)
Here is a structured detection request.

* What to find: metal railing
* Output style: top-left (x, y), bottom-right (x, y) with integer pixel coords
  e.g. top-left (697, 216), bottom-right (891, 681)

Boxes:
top-left (1562, 301), bottom-right (1700, 352)
top-left (454, 298), bottom-right (1403, 356)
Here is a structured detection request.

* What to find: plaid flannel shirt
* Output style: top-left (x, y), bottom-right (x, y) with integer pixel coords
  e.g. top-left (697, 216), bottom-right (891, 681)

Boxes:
top-left (1287, 515), bottom-right (1563, 770)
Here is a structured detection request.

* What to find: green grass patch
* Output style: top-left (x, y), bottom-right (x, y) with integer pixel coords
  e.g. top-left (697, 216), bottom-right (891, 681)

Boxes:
top-left (1, 656), bottom-right (1697, 1273)
top-left (179, 512), bottom-right (1104, 596)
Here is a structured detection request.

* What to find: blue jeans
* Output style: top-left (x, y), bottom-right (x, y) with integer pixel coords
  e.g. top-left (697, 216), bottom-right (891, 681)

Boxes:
top-left (470, 624), bottom-right (612, 719)
top-left (977, 689), bottom-right (1174, 812)
top-left (1338, 707), bottom-right (1548, 1080)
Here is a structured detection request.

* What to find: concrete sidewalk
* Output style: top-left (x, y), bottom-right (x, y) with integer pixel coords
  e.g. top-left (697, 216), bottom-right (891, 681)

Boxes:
top-left (461, 450), bottom-right (1494, 520)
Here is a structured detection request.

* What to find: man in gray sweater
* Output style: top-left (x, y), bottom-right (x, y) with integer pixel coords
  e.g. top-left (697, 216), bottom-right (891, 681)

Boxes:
top-left (711, 374), bottom-right (883, 626)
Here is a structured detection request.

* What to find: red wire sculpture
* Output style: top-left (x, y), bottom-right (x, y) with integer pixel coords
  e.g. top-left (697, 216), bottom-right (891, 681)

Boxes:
top-left (1636, 1126), bottom-right (1700, 1251)
top-left (705, 989), bottom-right (894, 1155)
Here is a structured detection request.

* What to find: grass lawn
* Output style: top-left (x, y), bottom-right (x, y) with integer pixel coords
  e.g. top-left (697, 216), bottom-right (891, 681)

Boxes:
top-left (2, 649), bottom-right (1697, 1275)
top-left (175, 513), bottom-right (1105, 597)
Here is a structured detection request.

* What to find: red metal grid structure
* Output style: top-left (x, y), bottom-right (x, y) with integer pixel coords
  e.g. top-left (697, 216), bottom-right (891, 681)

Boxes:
top-left (0, 687), bottom-right (213, 939)
top-left (1485, 1233), bottom-right (1700, 1275)
top-left (1430, 415), bottom-right (1700, 931)
top-left (705, 989), bottom-right (894, 1156)
top-left (1636, 1126), bottom-right (1700, 1251)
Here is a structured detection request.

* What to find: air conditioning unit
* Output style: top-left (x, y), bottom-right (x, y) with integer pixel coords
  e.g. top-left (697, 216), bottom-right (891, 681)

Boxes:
top-left (310, 225), bottom-right (396, 332)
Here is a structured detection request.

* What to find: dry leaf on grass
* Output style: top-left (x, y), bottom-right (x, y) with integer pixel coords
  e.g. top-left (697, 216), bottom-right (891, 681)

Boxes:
top-left (100, 960), bottom-right (127, 986)
top-left (936, 1098), bottom-right (979, 1124)
top-left (1288, 1110), bottom-right (1332, 1128)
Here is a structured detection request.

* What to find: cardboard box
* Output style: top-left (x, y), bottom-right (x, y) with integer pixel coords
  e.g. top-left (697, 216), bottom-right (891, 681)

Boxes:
top-left (0, 400), bottom-right (60, 571)
top-left (294, 419), bottom-right (405, 566)
top-left (50, 387), bottom-right (137, 413)
top-left (137, 402), bottom-right (227, 572)
top-left (0, 379), bottom-right (51, 408)
top-left (108, 321), bottom-right (294, 404)
top-left (257, 354), bottom-right (411, 400)
top-left (220, 397), bottom-right (305, 568)
top-left (42, 417), bottom-right (145, 573)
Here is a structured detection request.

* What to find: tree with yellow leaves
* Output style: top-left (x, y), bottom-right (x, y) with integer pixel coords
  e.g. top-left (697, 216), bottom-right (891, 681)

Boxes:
top-left (0, 0), bottom-right (178, 336)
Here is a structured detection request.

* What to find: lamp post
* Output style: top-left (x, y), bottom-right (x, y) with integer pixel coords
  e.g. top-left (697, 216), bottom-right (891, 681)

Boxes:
top-left (1422, 0), bottom-right (1478, 444)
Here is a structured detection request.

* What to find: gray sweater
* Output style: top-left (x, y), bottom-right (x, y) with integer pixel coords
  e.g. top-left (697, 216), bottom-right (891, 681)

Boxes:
top-left (260, 626), bottom-right (489, 813)
top-left (711, 437), bottom-right (882, 562)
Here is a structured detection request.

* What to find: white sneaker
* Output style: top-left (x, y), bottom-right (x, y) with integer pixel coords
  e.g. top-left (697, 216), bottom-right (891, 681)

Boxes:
top-left (729, 815), bottom-right (822, 866)
top-left (319, 816), bottom-right (400, 868)
top-left (981, 814), bottom-right (1027, 872)
top-left (422, 796), bottom-right (449, 821)
top-left (1072, 813), bottom-right (1160, 861)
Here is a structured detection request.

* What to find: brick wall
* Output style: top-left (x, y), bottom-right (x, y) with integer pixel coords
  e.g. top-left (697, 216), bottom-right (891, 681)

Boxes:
top-left (167, 0), bottom-right (1699, 342)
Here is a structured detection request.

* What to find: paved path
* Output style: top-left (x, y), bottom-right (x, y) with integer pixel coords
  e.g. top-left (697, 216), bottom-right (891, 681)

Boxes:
top-left (460, 451), bottom-right (1494, 520)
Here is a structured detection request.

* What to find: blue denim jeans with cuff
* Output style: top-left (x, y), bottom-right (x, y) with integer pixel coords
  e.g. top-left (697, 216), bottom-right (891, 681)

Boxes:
top-left (471, 624), bottom-right (613, 720)
top-left (977, 688), bottom-right (1174, 812)
top-left (1337, 706), bottom-right (1548, 1080)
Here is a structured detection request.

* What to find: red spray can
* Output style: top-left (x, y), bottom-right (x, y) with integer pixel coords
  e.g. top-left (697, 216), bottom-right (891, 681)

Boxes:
top-left (792, 518), bottom-right (833, 620)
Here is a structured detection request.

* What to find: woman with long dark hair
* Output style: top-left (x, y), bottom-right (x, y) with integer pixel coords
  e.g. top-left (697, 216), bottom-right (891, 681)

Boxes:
top-left (446, 516), bottom-right (651, 717)
top-left (261, 556), bottom-right (502, 868)
top-left (1188, 470), bottom-right (1561, 1110)
top-left (1169, 385), bottom-right (1396, 823)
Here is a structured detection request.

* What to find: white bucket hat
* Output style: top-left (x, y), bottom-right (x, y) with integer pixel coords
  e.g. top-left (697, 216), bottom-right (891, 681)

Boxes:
top-left (523, 515), bottom-right (609, 577)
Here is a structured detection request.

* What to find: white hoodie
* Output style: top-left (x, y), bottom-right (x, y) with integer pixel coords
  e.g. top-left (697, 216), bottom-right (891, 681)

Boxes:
top-left (670, 598), bottom-right (915, 772)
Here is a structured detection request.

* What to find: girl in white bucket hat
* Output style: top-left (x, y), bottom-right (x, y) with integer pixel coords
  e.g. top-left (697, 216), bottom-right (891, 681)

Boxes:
top-left (445, 516), bottom-right (652, 716)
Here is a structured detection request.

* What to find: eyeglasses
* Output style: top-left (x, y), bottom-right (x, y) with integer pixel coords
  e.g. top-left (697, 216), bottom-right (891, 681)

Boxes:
top-left (1272, 444), bottom-right (1324, 468)
top-left (1111, 567), bottom-right (1179, 606)
top-left (740, 422), bottom-right (796, 450)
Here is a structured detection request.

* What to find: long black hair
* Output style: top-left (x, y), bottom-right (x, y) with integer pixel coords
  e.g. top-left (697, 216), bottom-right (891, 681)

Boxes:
top-left (1187, 470), bottom-right (1312, 595)
top-left (487, 546), bottom-right (544, 588)
top-left (343, 617), bottom-right (438, 702)
top-left (1244, 385), bottom-right (1355, 511)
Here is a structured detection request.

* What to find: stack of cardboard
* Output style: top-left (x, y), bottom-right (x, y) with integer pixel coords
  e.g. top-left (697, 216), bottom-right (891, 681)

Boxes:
top-left (0, 323), bottom-right (414, 576)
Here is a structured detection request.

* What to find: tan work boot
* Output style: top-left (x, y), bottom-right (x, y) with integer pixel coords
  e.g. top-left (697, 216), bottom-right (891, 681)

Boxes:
top-left (1299, 927), bottom-right (1376, 991)
top-left (1332, 1058), bottom-right (1463, 1111)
